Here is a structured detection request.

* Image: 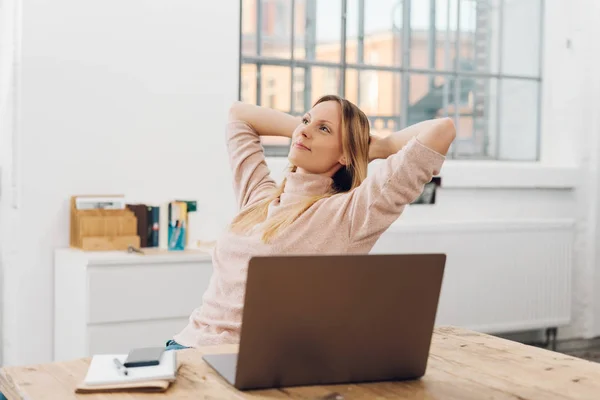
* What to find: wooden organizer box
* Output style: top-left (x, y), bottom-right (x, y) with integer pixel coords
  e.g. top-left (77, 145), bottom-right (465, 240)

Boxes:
top-left (70, 195), bottom-right (140, 251)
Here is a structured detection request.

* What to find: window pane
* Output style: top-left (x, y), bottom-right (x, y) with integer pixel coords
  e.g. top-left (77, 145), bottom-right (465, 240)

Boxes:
top-left (407, 74), bottom-right (500, 159)
top-left (497, 79), bottom-right (539, 160)
top-left (452, 77), bottom-right (498, 158)
top-left (293, 0), bottom-right (307, 59)
top-left (457, 0), bottom-right (482, 72)
top-left (345, 68), bottom-right (401, 137)
top-left (432, 0), bottom-right (459, 70)
top-left (410, 0), bottom-right (439, 69)
top-left (290, 67), bottom-right (341, 113)
top-left (346, 0), bottom-right (403, 66)
top-left (455, 0), bottom-right (501, 75)
top-left (292, 68), bottom-right (306, 114)
top-left (501, 0), bottom-right (541, 76)
top-left (294, 0), bottom-right (342, 63)
top-left (258, 65), bottom-right (292, 149)
top-left (260, 66), bottom-right (291, 111)
top-left (240, 64), bottom-right (257, 104)
top-left (309, 67), bottom-right (342, 105)
top-left (345, 0), bottom-right (358, 62)
top-left (260, 0), bottom-right (292, 58)
top-left (407, 74), bottom-right (448, 127)
top-left (241, 0), bottom-right (257, 56)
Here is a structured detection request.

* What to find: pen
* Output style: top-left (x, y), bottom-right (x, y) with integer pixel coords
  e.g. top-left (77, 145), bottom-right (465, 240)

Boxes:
top-left (113, 358), bottom-right (128, 376)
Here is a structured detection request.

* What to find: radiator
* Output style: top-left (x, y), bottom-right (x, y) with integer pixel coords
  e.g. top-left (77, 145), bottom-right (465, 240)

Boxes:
top-left (371, 219), bottom-right (575, 334)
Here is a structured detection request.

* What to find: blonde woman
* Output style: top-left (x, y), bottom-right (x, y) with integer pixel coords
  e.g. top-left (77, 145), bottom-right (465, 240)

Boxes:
top-left (168, 95), bottom-right (456, 350)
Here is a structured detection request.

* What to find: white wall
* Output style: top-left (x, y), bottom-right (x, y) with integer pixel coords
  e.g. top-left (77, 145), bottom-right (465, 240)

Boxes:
top-left (1, 0), bottom-right (239, 365)
top-left (1, 0), bottom-right (600, 367)
top-left (0, 0), bottom-right (20, 368)
top-left (579, 0), bottom-right (600, 339)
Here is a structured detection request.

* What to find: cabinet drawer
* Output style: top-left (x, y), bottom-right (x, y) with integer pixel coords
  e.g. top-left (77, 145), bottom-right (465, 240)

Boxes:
top-left (87, 262), bottom-right (212, 324)
top-left (88, 318), bottom-right (190, 355)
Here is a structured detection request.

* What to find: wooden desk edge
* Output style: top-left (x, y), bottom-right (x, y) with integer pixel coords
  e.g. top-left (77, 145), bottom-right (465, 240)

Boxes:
top-left (0, 368), bottom-right (28, 400)
top-left (0, 326), bottom-right (465, 393)
top-left (4, 326), bottom-right (593, 400)
top-left (0, 345), bottom-right (238, 400)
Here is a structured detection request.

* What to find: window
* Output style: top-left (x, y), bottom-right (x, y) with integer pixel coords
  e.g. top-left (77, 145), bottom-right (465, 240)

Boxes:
top-left (359, 53), bottom-right (380, 111)
top-left (266, 78), bottom-right (277, 108)
top-left (240, 0), bottom-right (543, 160)
top-left (292, 70), bottom-right (305, 113)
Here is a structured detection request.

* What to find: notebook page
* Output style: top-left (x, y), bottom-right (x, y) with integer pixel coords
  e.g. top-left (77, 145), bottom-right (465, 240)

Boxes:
top-left (84, 350), bottom-right (177, 386)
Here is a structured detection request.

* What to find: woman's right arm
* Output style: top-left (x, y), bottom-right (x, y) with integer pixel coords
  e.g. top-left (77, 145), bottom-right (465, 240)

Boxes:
top-left (229, 101), bottom-right (300, 138)
top-left (226, 102), bottom-right (299, 210)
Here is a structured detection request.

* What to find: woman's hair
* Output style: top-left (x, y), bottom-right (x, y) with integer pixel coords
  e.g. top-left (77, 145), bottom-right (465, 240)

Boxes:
top-left (230, 94), bottom-right (371, 243)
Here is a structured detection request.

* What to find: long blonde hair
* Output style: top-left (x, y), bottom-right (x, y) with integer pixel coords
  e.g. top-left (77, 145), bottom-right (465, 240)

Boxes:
top-left (230, 95), bottom-right (371, 242)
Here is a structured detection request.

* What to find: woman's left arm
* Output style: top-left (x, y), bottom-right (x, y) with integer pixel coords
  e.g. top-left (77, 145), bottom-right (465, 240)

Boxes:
top-left (346, 118), bottom-right (456, 245)
top-left (369, 117), bottom-right (456, 161)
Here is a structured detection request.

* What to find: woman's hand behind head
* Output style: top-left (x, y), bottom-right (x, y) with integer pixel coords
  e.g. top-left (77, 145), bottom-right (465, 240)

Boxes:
top-left (368, 134), bottom-right (389, 162)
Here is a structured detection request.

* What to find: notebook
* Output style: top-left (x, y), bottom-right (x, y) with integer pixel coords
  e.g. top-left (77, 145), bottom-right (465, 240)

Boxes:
top-left (76, 350), bottom-right (178, 393)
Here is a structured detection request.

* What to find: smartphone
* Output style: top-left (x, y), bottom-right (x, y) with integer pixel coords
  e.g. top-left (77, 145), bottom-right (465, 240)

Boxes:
top-left (123, 347), bottom-right (165, 368)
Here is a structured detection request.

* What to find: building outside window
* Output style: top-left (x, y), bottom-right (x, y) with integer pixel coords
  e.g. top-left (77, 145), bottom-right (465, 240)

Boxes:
top-left (240, 0), bottom-right (543, 161)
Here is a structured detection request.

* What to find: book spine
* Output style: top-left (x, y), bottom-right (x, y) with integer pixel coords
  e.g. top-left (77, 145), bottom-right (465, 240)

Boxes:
top-left (147, 206), bottom-right (160, 247)
top-left (159, 202), bottom-right (169, 250)
top-left (127, 204), bottom-right (148, 248)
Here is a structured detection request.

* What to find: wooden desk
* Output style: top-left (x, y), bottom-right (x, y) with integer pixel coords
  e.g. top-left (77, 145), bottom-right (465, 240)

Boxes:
top-left (2, 327), bottom-right (600, 399)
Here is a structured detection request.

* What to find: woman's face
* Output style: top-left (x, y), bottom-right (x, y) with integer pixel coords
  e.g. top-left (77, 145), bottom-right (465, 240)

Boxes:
top-left (288, 101), bottom-right (346, 176)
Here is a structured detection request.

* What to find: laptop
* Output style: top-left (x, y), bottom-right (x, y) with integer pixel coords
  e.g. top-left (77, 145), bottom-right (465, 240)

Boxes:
top-left (202, 253), bottom-right (446, 390)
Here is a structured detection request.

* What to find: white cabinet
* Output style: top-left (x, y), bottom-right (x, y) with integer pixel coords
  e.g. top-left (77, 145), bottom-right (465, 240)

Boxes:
top-left (54, 248), bottom-right (213, 361)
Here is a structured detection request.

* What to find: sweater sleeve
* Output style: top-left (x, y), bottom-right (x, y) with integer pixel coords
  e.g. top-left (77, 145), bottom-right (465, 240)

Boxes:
top-left (347, 137), bottom-right (445, 245)
top-left (226, 120), bottom-right (277, 210)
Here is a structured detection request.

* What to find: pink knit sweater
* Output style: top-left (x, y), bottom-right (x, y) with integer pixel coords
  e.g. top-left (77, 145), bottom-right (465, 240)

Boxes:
top-left (173, 119), bottom-right (445, 347)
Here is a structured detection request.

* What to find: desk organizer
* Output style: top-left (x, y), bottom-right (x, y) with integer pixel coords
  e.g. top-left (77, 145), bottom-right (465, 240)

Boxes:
top-left (70, 195), bottom-right (140, 251)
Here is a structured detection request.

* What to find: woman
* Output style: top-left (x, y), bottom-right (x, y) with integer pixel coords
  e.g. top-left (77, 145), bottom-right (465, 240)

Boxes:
top-left (0, 94), bottom-right (453, 400)
top-left (170, 94), bottom-right (455, 349)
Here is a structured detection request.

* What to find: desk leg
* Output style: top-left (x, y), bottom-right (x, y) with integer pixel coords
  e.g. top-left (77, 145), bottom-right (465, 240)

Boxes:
top-left (546, 327), bottom-right (558, 351)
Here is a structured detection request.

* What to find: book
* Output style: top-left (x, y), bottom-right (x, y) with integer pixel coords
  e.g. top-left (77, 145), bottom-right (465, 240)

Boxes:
top-left (168, 201), bottom-right (187, 251)
top-left (175, 200), bottom-right (197, 247)
top-left (76, 350), bottom-right (178, 393)
top-left (147, 206), bottom-right (160, 247)
top-left (159, 202), bottom-right (170, 250)
top-left (75, 378), bottom-right (172, 393)
top-left (127, 204), bottom-right (149, 247)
